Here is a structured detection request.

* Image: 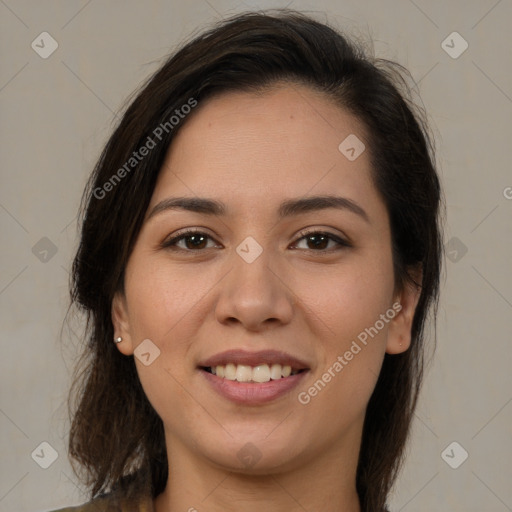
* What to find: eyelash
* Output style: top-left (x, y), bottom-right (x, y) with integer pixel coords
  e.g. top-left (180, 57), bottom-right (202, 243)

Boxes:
top-left (161, 228), bottom-right (351, 253)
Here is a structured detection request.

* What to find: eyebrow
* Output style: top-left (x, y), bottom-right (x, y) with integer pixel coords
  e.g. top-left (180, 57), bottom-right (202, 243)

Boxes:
top-left (147, 195), bottom-right (370, 223)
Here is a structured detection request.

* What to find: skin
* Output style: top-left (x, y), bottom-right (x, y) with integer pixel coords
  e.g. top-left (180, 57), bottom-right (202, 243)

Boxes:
top-left (112, 83), bottom-right (421, 512)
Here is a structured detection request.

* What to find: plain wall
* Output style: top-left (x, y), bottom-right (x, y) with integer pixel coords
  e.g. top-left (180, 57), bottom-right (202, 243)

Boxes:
top-left (1, 1), bottom-right (511, 511)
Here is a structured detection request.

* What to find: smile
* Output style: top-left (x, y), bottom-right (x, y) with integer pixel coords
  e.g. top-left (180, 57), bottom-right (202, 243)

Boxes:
top-left (197, 349), bottom-right (310, 404)
top-left (199, 366), bottom-right (310, 405)
top-left (201, 363), bottom-right (305, 383)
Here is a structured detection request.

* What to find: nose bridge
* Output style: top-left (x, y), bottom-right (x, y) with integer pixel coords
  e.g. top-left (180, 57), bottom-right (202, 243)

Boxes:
top-left (215, 235), bottom-right (294, 328)
top-left (231, 236), bottom-right (280, 300)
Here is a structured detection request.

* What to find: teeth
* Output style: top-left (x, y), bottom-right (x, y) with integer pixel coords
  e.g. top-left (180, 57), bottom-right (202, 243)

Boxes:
top-left (252, 364), bottom-right (271, 383)
top-left (281, 365), bottom-right (292, 378)
top-left (270, 363), bottom-right (282, 380)
top-left (235, 364), bottom-right (252, 382)
top-left (208, 363), bottom-right (300, 382)
top-left (224, 363), bottom-right (236, 380)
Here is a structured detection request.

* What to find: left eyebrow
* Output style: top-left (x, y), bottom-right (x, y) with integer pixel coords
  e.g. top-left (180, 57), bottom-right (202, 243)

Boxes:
top-left (147, 194), bottom-right (370, 223)
top-left (278, 195), bottom-right (369, 223)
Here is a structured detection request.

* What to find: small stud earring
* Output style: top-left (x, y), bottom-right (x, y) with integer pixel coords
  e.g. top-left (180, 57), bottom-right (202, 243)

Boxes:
top-left (114, 336), bottom-right (123, 344)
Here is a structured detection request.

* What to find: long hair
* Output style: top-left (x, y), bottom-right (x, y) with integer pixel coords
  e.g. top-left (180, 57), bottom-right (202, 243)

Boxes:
top-left (68, 10), bottom-right (443, 511)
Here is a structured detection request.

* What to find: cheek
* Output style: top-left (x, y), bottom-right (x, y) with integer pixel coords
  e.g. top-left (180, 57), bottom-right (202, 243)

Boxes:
top-left (123, 256), bottom-right (206, 429)
top-left (304, 252), bottom-right (395, 344)
top-left (123, 252), bottom-right (213, 344)
top-left (298, 251), bottom-right (395, 399)
top-left (289, 265), bottom-right (396, 446)
top-left (122, 252), bottom-right (217, 413)
top-left (296, 294), bottom-right (392, 429)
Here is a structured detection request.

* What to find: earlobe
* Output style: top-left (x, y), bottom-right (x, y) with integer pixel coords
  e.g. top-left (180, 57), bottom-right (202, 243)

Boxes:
top-left (386, 267), bottom-right (422, 355)
top-left (111, 292), bottom-right (135, 356)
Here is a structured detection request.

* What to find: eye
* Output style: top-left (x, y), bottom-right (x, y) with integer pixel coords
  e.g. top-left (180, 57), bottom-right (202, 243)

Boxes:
top-left (291, 230), bottom-right (351, 252)
top-left (161, 229), bottom-right (351, 253)
top-left (161, 229), bottom-right (220, 251)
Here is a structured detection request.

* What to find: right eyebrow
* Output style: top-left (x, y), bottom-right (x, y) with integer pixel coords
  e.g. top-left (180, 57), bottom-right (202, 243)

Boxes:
top-left (147, 197), bottom-right (226, 220)
top-left (146, 194), bottom-right (370, 224)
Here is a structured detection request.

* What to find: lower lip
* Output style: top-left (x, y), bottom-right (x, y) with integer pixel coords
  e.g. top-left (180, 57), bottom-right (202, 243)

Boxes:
top-left (200, 369), bottom-right (309, 405)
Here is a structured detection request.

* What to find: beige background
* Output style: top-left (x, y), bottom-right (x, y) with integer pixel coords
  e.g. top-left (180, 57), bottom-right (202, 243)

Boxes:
top-left (1, 1), bottom-right (511, 511)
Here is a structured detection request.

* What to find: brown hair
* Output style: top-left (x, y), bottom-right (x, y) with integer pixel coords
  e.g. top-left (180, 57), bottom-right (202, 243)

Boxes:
top-left (68, 9), bottom-right (443, 511)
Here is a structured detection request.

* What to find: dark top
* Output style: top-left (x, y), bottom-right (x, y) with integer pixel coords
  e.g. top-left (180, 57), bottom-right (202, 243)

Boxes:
top-left (46, 494), bottom-right (154, 512)
top-left (47, 493), bottom-right (391, 511)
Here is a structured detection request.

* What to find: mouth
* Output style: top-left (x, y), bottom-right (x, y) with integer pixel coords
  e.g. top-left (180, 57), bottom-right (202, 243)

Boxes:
top-left (197, 349), bottom-right (310, 383)
top-left (197, 349), bottom-right (310, 404)
top-left (200, 363), bottom-right (307, 383)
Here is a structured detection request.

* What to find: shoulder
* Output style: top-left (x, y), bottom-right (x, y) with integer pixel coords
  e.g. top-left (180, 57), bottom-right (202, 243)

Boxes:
top-left (45, 493), bottom-right (154, 512)
top-left (44, 495), bottom-right (118, 512)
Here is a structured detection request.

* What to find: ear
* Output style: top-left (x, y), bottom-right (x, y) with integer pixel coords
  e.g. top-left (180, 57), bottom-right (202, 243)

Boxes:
top-left (386, 266), bottom-right (422, 355)
top-left (111, 291), bottom-right (135, 356)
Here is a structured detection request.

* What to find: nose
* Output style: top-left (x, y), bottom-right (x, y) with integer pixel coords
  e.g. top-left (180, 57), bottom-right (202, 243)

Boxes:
top-left (214, 246), bottom-right (295, 332)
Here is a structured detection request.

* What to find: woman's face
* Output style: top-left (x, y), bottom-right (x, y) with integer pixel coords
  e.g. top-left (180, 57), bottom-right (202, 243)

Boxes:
top-left (113, 83), bottom-right (419, 474)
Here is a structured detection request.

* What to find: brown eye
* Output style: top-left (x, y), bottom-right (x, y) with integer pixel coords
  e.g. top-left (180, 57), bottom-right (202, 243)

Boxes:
top-left (162, 230), bottom-right (218, 251)
top-left (292, 231), bottom-right (351, 252)
top-left (162, 229), bottom-right (350, 253)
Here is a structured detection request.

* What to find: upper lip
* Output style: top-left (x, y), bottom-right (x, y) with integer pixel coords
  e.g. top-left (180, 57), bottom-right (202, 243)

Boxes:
top-left (198, 349), bottom-right (310, 370)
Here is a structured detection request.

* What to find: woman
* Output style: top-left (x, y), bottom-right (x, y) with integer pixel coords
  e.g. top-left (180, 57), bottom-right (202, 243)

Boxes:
top-left (54, 8), bottom-right (443, 512)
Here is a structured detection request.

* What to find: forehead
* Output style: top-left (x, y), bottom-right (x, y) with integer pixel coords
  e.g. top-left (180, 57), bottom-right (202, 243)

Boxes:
top-left (150, 84), bottom-right (384, 221)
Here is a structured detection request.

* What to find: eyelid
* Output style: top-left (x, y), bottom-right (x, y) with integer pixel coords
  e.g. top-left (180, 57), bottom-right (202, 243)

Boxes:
top-left (161, 228), bottom-right (220, 250)
top-left (293, 228), bottom-right (352, 248)
top-left (161, 227), bottom-right (351, 252)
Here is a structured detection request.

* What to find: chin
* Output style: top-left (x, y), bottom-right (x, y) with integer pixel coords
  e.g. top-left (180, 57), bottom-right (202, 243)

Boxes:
top-left (197, 431), bottom-right (307, 475)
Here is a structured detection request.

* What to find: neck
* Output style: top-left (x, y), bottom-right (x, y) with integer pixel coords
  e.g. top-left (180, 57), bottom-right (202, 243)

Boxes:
top-left (154, 427), bottom-right (362, 512)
